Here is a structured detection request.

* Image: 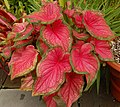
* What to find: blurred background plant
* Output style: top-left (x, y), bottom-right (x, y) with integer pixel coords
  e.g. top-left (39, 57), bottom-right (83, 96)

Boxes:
top-left (0, 0), bottom-right (41, 18)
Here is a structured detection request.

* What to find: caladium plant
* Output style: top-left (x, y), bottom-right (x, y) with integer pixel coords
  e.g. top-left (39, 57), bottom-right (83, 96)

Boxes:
top-left (0, 1), bottom-right (115, 107)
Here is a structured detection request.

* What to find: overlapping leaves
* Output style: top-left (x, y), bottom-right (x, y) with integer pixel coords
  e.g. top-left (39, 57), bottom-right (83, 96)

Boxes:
top-left (42, 20), bottom-right (72, 52)
top-left (33, 47), bottom-right (71, 96)
top-left (0, 2), bottom-right (115, 107)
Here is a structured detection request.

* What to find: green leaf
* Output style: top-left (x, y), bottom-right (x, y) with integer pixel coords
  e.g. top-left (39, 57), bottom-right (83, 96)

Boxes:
top-left (58, 0), bottom-right (65, 8)
top-left (105, 7), bottom-right (120, 22)
top-left (96, 69), bottom-right (100, 94)
top-left (4, 0), bottom-right (10, 10)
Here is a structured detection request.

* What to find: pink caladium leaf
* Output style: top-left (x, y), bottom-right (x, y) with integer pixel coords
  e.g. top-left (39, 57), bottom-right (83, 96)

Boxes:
top-left (13, 38), bottom-right (33, 48)
top-left (1, 46), bottom-right (11, 59)
top-left (72, 30), bottom-right (89, 40)
top-left (90, 38), bottom-right (114, 61)
top-left (27, 2), bottom-right (62, 24)
top-left (83, 10), bottom-right (115, 40)
top-left (58, 72), bottom-right (84, 107)
top-left (0, 17), bottom-right (12, 29)
top-left (36, 38), bottom-right (48, 55)
top-left (71, 42), bottom-right (99, 74)
top-left (85, 72), bottom-right (97, 91)
top-left (33, 47), bottom-right (71, 96)
top-left (44, 93), bottom-right (57, 107)
top-left (32, 23), bottom-right (42, 35)
top-left (42, 20), bottom-right (72, 52)
top-left (0, 9), bottom-right (17, 23)
top-left (73, 14), bottom-right (85, 28)
top-left (7, 32), bottom-right (16, 40)
top-left (72, 41), bottom-right (84, 49)
top-left (71, 42), bottom-right (100, 89)
top-left (12, 22), bottom-right (28, 33)
top-left (13, 22), bottom-right (33, 41)
top-left (21, 73), bottom-right (34, 91)
top-left (64, 9), bottom-right (75, 18)
top-left (8, 45), bottom-right (38, 80)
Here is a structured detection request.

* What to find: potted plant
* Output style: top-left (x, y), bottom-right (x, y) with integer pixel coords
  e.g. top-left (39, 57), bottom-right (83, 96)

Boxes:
top-left (0, 0), bottom-right (116, 107)
top-left (107, 37), bottom-right (120, 102)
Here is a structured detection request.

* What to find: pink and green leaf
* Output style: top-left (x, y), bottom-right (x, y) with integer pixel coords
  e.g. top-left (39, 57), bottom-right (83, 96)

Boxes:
top-left (71, 42), bottom-right (99, 75)
top-left (44, 93), bottom-right (57, 107)
top-left (90, 38), bottom-right (114, 61)
top-left (36, 38), bottom-right (48, 55)
top-left (32, 47), bottom-right (71, 96)
top-left (71, 42), bottom-right (100, 90)
top-left (1, 46), bottom-right (11, 59)
top-left (13, 38), bottom-right (33, 48)
top-left (72, 30), bottom-right (89, 40)
top-left (26, 2), bottom-right (62, 24)
top-left (0, 17), bottom-right (12, 29)
top-left (73, 14), bottom-right (85, 28)
top-left (58, 72), bottom-right (84, 107)
top-left (83, 10), bottom-right (115, 40)
top-left (64, 9), bottom-right (75, 18)
top-left (21, 73), bottom-right (34, 91)
top-left (42, 20), bottom-right (72, 52)
top-left (8, 45), bottom-right (38, 80)
top-left (0, 9), bottom-right (17, 23)
top-left (13, 22), bottom-right (33, 41)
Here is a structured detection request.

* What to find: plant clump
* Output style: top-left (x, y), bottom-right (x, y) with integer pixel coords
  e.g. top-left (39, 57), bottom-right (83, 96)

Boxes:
top-left (0, 1), bottom-right (115, 107)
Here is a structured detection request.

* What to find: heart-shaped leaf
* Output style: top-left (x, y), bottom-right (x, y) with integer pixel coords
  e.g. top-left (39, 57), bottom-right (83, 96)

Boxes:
top-left (90, 38), bottom-right (114, 61)
top-left (71, 42), bottom-right (99, 74)
top-left (27, 2), bottom-right (62, 24)
top-left (83, 10), bottom-right (114, 40)
top-left (58, 72), bottom-right (84, 107)
top-left (71, 42), bottom-right (100, 90)
top-left (33, 47), bottom-right (71, 96)
top-left (42, 20), bottom-right (72, 52)
top-left (9, 45), bottom-right (38, 80)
